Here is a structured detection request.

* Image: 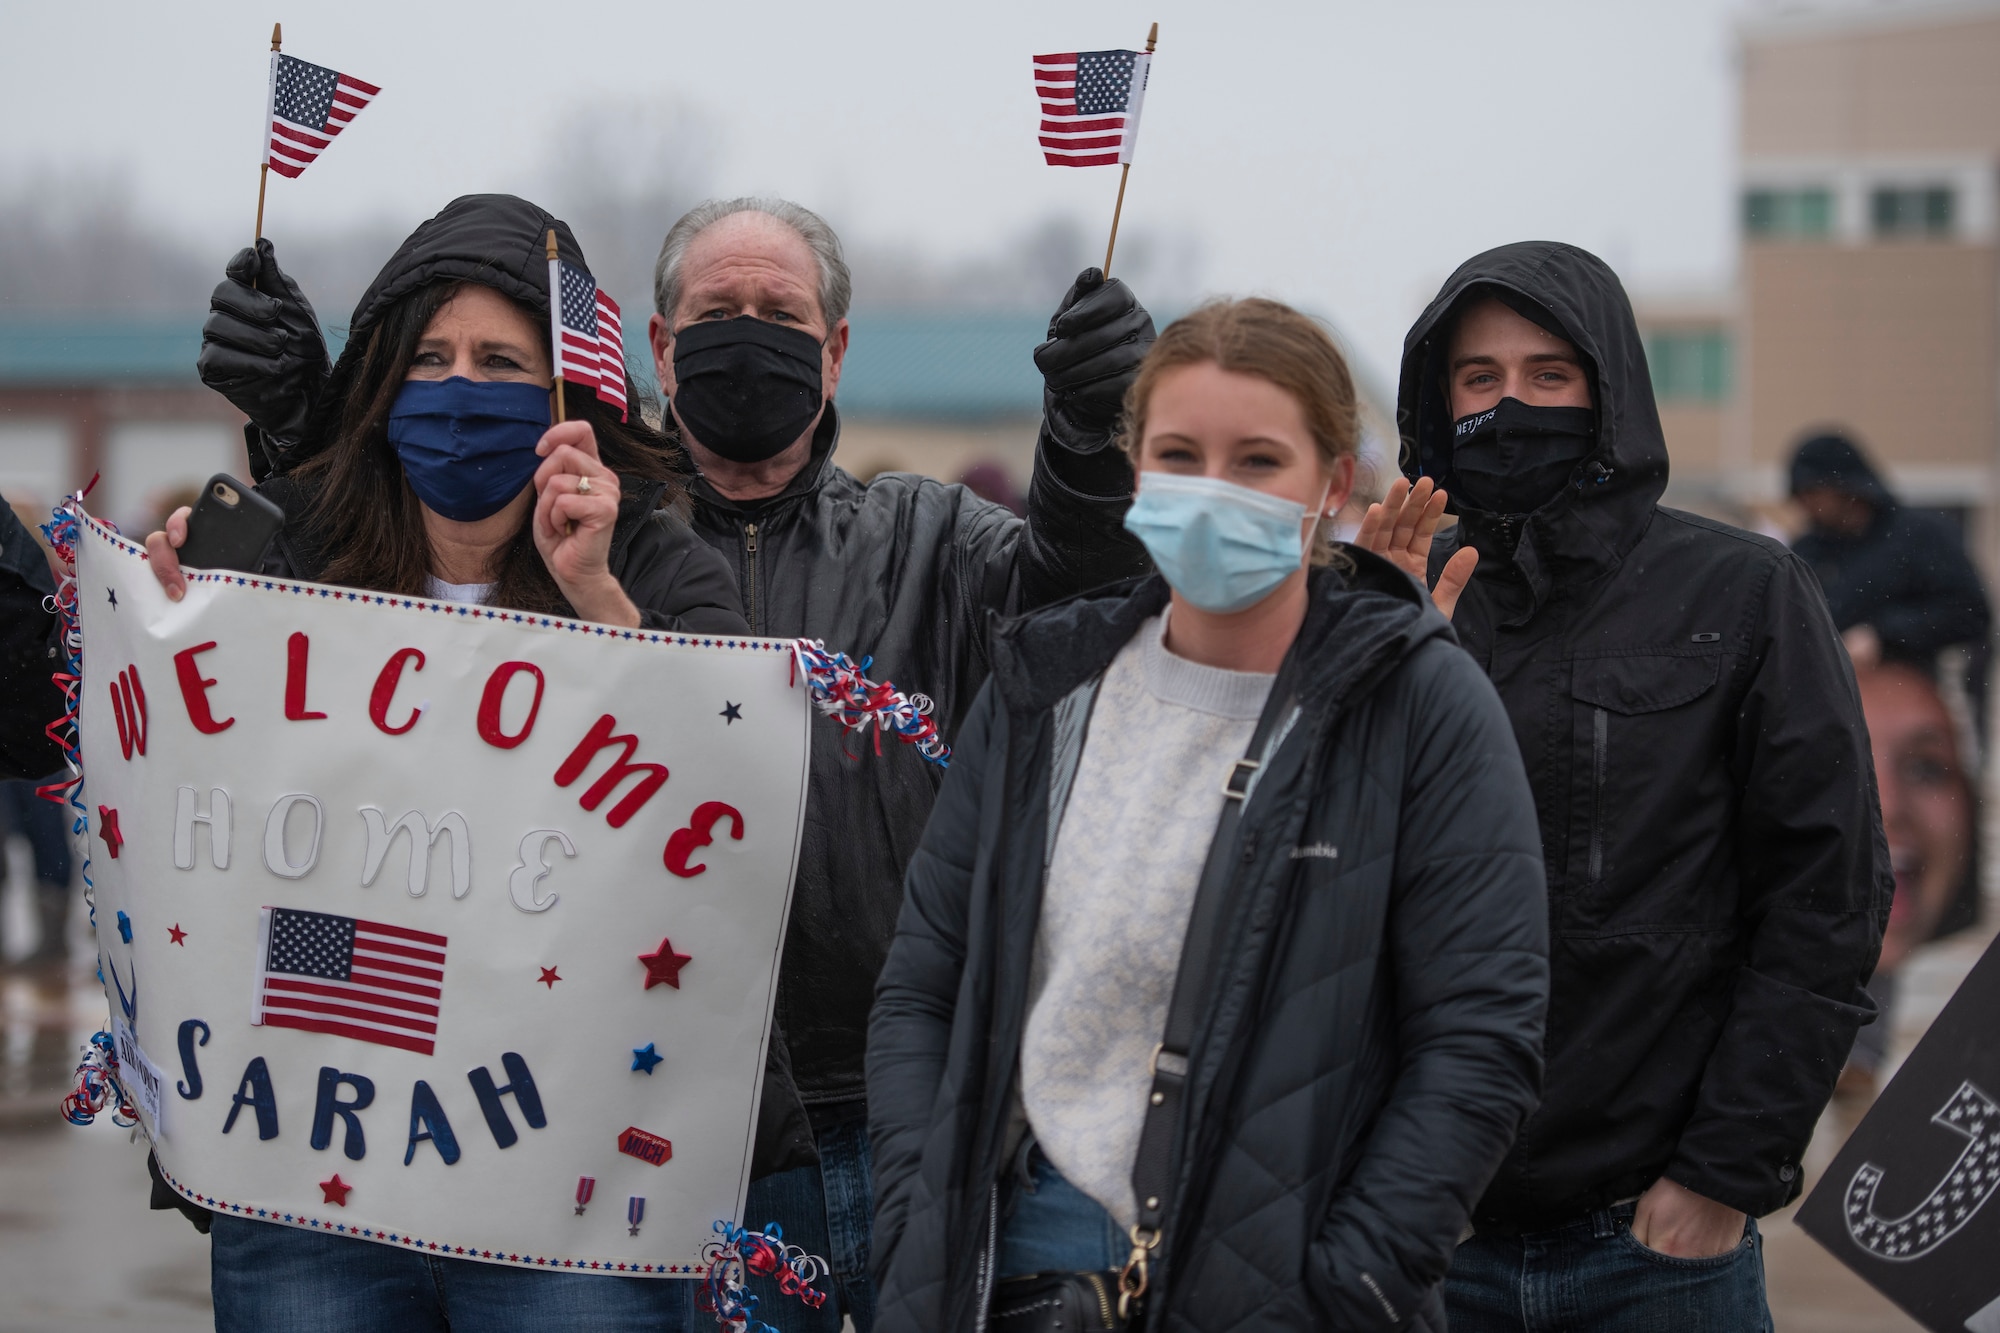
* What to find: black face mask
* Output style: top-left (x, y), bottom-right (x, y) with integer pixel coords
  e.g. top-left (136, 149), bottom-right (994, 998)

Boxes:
top-left (1449, 397), bottom-right (1596, 515)
top-left (670, 316), bottom-right (825, 463)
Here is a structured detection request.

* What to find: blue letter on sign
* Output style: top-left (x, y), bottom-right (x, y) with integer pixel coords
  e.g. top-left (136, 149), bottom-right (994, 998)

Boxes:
top-left (467, 1052), bottom-right (547, 1149)
top-left (308, 1067), bottom-right (377, 1161)
top-left (405, 1080), bottom-right (462, 1165)
top-left (222, 1057), bottom-right (279, 1140)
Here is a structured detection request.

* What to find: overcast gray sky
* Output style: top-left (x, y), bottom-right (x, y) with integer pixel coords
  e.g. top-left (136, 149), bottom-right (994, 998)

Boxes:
top-left (3, 0), bottom-right (1756, 385)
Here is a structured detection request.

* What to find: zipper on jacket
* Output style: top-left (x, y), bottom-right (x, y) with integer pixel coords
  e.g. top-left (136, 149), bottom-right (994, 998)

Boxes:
top-left (973, 1183), bottom-right (998, 1333)
top-left (743, 522), bottom-right (760, 634)
top-left (1588, 706), bottom-right (1607, 884)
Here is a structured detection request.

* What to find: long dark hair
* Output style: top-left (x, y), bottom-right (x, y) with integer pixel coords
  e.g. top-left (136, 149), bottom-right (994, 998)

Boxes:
top-left (296, 279), bottom-right (683, 615)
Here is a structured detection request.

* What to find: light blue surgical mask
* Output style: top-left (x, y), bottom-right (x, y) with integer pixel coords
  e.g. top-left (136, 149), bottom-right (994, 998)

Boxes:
top-left (1123, 472), bottom-right (1331, 614)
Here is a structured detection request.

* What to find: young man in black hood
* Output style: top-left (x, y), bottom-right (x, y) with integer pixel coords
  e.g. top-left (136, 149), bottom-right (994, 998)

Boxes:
top-left (1362, 241), bottom-right (1889, 1330)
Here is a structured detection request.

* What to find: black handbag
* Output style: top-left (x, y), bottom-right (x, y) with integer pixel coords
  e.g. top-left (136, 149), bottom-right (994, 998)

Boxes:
top-left (990, 1270), bottom-right (1127, 1332)
top-left (990, 654), bottom-right (1302, 1332)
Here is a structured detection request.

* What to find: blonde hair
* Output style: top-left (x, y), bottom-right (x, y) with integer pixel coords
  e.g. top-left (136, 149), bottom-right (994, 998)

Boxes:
top-left (1120, 297), bottom-right (1360, 564)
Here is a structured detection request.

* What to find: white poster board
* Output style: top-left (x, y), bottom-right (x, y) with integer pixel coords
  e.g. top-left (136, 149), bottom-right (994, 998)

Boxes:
top-left (74, 512), bottom-right (809, 1275)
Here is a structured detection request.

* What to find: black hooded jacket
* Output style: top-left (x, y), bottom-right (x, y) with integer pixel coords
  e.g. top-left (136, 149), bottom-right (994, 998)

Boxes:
top-left (868, 558), bottom-right (1548, 1333)
top-left (1789, 432), bottom-right (1991, 671)
top-left (1403, 242), bottom-right (1890, 1227)
top-left (0, 496), bottom-right (64, 780)
top-left (267, 195), bottom-right (1152, 1170)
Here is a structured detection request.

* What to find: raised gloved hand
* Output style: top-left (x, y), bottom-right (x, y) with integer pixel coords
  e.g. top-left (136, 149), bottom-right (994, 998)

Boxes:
top-left (1033, 267), bottom-right (1155, 454)
top-left (196, 238), bottom-right (330, 450)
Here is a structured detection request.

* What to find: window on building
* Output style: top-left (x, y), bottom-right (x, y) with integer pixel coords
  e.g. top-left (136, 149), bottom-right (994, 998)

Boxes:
top-left (1870, 185), bottom-right (1955, 238)
top-left (1743, 187), bottom-right (1834, 238)
top-left (1644, 330), bottom-right (1732, 403)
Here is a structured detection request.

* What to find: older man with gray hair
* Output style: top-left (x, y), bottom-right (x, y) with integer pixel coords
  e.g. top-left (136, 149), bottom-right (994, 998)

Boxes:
top-left (199, 193), bottom-right (1156, 1330)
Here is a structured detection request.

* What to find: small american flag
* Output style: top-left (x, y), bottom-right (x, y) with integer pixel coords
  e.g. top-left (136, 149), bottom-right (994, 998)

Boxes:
top-left (265, 53), bottom-right (380, 179)
top-left (1034, 49), bottom-right (1151, 167)
top-left (551, 257), bottom-right (630, 421)
top-left (253, 907), bottom-right (446, 1056)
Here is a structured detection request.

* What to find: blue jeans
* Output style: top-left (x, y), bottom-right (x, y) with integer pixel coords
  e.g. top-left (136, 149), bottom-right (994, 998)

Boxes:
top-left (724, 1098), bottom-right (878, 1332)
top-left (210, 1214), bottom-right (685, 1332)
top-left (1446, 1201), bottom-right (1773, 1332)
top-left (997, 1145), bottom-right (1124, 1278)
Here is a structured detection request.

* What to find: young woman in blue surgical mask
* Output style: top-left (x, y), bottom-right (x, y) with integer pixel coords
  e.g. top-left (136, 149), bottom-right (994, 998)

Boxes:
top-left (145, 194), bottom-right (744, 639)
top-left (135, 196), bottom-right (742, 1333)
top-left (867, 298), bottom-right (1551, 1333)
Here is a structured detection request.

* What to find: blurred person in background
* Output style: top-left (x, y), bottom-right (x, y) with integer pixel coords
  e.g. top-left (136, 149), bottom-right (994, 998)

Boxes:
top-left (1788, 432), bottom-right (1990, 1096)
top-left (0, 494), bottom-right (72, 965)
top-left (956, 460), bottom-right (1026, 516)
top-left (1363, 241), bottom-right (1888, 1332)
top-left (1844, 661), bottom-right (1979, 1095)
top-left (195, 194), bottom-right (1155, 1331)
top-left (1789, 430), bottom-right (1991, 715)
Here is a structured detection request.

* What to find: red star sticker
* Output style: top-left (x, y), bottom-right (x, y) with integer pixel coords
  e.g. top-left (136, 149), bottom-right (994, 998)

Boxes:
top-left (97, 806), bottom-right (123, 858)
top-left (320, 1174), bottom-right (352, 1207)
top-left (638, 938), bottom-right (692, 990)
top-left (538, 966), bottom-right (561, 989)
top-left (167, 923), bottom-right (187, 946)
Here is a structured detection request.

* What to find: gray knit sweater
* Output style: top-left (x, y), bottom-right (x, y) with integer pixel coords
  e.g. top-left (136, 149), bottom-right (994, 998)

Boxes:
top-left (1021, 611), bottom-right (1275, 1228)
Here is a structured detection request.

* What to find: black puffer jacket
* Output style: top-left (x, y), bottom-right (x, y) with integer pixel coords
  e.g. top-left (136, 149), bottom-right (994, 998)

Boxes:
top-left (1789, 433), bottom-right (1991, 671)
top-left (695, 410), bottom-right (1150, 1119)
top-left (0, 495), bottom-right (64, 780)
top-left (867, 559), bottom-right (1549, 1333)
top-left (1403, 242), bottom-right (1891, 1227)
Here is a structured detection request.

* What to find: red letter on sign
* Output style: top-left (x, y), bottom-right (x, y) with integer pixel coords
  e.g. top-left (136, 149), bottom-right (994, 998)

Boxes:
top-left (664, 802), bottom-right (745, 878)
top-left (172, 642), bottom-right (235, 735)
top-left (369, 648), bottom-right (426, 736)
top-left (284, 632), bottom-right (328, 721)
top-left (111, 666), bottom-right (148, 759)
top-left (553, 714), bottom-right (668, 828)
top-left (477, 661), bottom-right (546, 750)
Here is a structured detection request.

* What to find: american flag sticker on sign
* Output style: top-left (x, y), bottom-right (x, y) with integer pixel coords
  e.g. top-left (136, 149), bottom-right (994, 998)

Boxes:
top-left (252, 907), bottom-right (447, 1055)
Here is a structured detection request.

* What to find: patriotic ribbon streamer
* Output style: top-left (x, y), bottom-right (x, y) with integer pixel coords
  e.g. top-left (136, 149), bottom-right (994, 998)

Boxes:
top-left (790, 640), bottom-right (949, 768)
top-left (37, 493), bottom-right (98, 932)
top-left (698, 1220), bottom-right (831, 1331)
top-left (62, 1030), bottom-right (136, 1128)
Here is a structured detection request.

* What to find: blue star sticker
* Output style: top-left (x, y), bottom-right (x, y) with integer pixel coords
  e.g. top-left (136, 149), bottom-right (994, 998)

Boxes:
top-left (720, 701), bottom-right (742, 724)
top-left (630, 1042), bottom-right (664, 1075)
top-left (116, 910), bottom-right (133, 943)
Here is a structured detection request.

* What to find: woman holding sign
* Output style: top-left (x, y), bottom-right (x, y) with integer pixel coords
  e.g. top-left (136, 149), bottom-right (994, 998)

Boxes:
top-left (867, 299), bottom-right (1550, 1332)
top-left (148, 193), bottom-right (744, 635)
top-left (141, 195), bottom-right (743, 1331)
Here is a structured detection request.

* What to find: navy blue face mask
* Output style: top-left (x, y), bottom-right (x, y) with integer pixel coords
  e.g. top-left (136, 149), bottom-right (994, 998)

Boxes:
top-left (387, 377), bottom-right (552, 522)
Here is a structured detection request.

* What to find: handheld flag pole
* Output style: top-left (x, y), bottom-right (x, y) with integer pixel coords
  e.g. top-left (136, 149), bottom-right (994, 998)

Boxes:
top-left (545, 230), bottom-right (568, 424)
top-left (1102, 21), bottom-right (1157, 277)
top-left (254, 23), bottom-right (282, 242)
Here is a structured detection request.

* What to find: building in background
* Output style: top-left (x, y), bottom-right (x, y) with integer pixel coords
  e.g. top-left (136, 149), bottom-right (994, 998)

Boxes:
top-left (1648, 0), bottom-right (2000, 563)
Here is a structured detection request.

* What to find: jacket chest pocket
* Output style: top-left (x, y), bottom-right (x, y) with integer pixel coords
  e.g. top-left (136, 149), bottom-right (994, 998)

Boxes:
top-left (1565, 653), bottom-right (1722, 896)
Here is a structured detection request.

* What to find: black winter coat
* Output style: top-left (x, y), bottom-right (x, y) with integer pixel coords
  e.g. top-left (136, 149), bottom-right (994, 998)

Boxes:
top-left (1403, 242), bottom-right (1891, 1227)
top-left (1789, 443), bottom-right (1990, 670)
top-left (0, 495), bottom-right (64, 780)
top-left (867, 560), bottom-right (1550, 1333)
top-left (690, 406), bottom-right (1150, 1123)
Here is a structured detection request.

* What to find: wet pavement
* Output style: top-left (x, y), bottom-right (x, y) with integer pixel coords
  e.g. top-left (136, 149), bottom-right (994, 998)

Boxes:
top-left (0, 858), bottom-right (1977, 1331)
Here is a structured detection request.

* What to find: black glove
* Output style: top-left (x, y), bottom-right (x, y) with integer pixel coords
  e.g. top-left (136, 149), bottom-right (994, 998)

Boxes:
top-left (1033, 267), bottom-right (1155, 454)
top-left (196, 238), bottom-right (330, 450)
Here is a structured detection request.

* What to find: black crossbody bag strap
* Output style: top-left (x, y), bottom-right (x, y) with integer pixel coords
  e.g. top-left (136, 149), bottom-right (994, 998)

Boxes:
top-left (1118, 656), bottom-right (1304, 1320)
